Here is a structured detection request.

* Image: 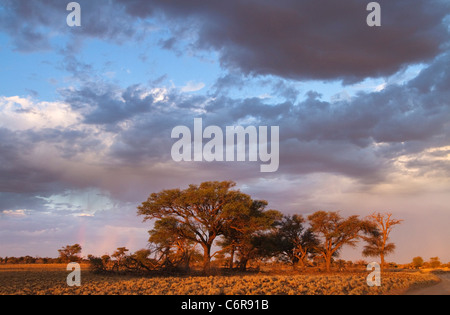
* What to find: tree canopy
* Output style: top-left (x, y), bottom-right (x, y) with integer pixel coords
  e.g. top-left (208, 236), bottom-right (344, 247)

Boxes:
top-left (138, 181), bottom-right (256, 272)
top-left (58, 244), bottom-right (82, 263)
top-left (308, 211), bottom-right (377, 272)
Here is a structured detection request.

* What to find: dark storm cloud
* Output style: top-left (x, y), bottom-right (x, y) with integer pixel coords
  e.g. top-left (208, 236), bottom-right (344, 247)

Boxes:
top-left (195, 53), bottom-right (450, 181)
top-left (0, 128), bottom-right (52, 194)
top-left (0, 127), bottom-right (95, 199)
top-left (0, 128), bottom-right (77, 212)
top-left (119, 0), bottom-right (450, 83)
top-left (0, 192), bottom-right (48, 213)
top-left (2, 0), bottom-right (448, 81)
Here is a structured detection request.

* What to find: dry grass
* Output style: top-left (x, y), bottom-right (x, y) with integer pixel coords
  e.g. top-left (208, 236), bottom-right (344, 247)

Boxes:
top-left (0, 264), bottom-right (439, 295)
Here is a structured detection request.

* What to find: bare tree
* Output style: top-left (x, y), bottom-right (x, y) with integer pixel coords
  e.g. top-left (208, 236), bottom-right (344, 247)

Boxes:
top-left (363, 212), bottom-right (402, 272)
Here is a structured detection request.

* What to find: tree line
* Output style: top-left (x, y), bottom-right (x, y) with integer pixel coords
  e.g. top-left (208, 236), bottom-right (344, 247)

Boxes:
top-left (131, 181), bottom-right (403, 273)
top-left (0, 244), bottom-right (83, 265)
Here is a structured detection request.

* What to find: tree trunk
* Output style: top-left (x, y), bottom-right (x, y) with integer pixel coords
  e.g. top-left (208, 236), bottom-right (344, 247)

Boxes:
top-left (325, 254), bottom-right (332, 272)
top-left (229, 246), bottom-right (235, 270)
top-left (298, 258), bottom-right (306, 271)
top-left (202, 244), bottom-right (212, 274)
top-left (239, 258), bottom-right (249, 271)
top-left (380, 253), bottom-right (385, 273)
top-left (181, 251), bottom-right (191, 271)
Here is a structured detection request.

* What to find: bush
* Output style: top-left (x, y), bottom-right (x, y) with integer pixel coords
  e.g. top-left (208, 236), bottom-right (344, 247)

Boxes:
top-left (87, 255), bottom-right (107, 273)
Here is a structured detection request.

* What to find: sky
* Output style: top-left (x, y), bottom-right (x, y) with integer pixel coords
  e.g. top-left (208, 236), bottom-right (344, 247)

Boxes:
top-left (0, 0), bottom-right (449, 264)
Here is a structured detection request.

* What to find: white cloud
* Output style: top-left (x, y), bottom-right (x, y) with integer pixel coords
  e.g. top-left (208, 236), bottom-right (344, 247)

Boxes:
top-left (0, 96), bottom-right (80, 131)
top-left (374, 82), bottom-right (387, 92)
top-left (139, 87), bottom-right (168, 103)
top-left (180, 81), bottom-right (206, 93)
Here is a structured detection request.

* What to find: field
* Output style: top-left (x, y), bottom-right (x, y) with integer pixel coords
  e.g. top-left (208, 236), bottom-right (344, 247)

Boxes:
top-left (0, 264), bottom-right (440, 295)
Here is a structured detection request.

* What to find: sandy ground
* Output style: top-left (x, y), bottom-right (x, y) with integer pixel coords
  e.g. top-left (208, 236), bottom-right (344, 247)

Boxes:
top-left (405, 273), bottom-right (450, 295)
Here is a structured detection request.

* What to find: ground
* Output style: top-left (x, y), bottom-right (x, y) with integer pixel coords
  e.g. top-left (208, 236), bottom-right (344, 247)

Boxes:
top-left (0, 264), bottom-right (445, 295)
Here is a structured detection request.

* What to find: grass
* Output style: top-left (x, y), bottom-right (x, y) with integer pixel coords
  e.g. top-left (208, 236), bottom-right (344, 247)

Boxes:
top-left (0, 264), bottom-right (440, 295)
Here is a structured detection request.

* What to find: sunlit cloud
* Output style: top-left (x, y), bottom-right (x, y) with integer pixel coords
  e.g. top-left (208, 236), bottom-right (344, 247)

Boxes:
top-left (0, 96), bottom-right (80, 131)
top-left (1, 210), bottom-right (28, 218)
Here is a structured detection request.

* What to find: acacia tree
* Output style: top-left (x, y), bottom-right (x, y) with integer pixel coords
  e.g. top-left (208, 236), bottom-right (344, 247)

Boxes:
top-left (308, 211), bottom-right (376, 272)
top-left (131, 249), bottom-right (156, 271)
top-left (138, 181), bottom-right (253, 273)
top-left (362, 212), bottom-right (402, 272)
top-left (271, 214), bottom-right (319, 269)
top-left (149, 217), bottom-right (198, 271)
top-left (219, 200), bottom-right (282, 271)
top-left (58, 244), bottom-right (82, 263)
top-left (112, 247), bottom-right (130, 270)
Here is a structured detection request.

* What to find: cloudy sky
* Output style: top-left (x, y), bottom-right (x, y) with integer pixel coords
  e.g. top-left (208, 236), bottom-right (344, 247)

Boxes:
top-left (0, 0), bottom-right (449, 263)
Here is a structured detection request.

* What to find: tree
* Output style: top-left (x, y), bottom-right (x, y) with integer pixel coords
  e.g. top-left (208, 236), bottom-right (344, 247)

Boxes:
top-left (138, 181), bottom-right (254, 273)
top-left (362, 212), bottom-right (402, 272)
top-left (87, 255), bottom-right (105, 273)
top-left (265, 214), bottom-right (319, 269)
top-left (412, 256), bottom-right (424, 269)
top-left (131, 249), bottom-right (155, 271)
top-left (58, 244), bottom-right (82, 263)
top-left (308, 211), bottom-right (376, 272)
top-left (112, 247), bottom-right (129, 262)
top-left (429, 257), bottom-right (441, 269)
top-left (149, 217), bottom-right (198, 271)
top-left (219, 200), bottom-right (282, 271)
